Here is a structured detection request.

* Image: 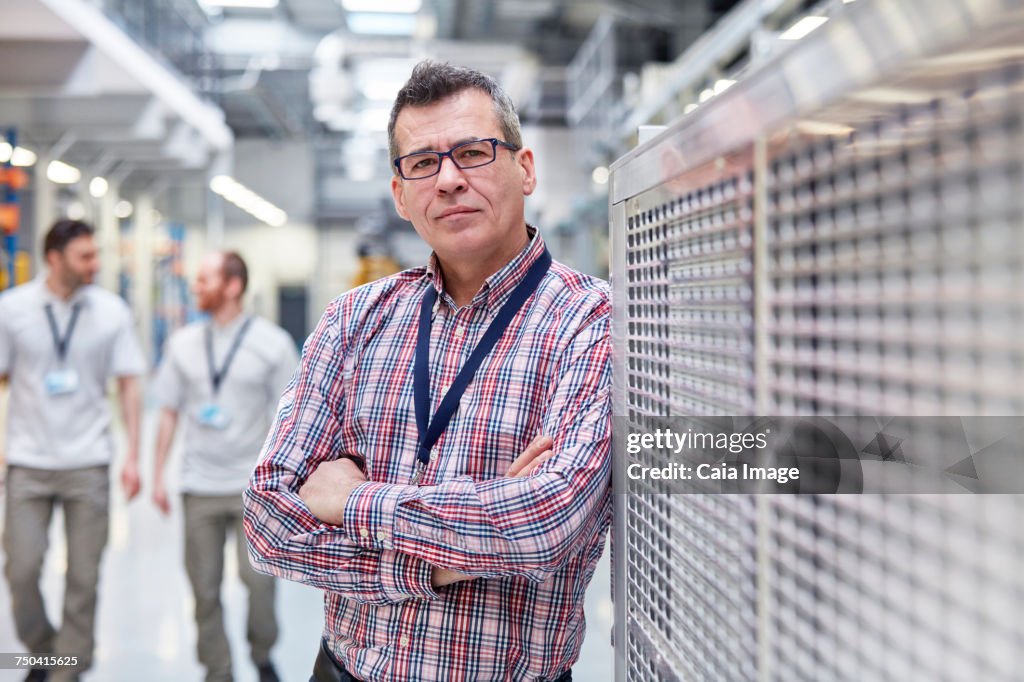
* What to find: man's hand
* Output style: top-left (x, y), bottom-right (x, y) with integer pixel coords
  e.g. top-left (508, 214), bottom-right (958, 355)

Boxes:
top-left (121, 456), bottom-right (141, 501)
top-left (506, 434), bottom-right (554, 477)
top-left (299, 457), bottom-right (367, 526)
top-left (152, 477), bottom-right (171, 516)
top-left (431, 434), bottom-right (556, 588)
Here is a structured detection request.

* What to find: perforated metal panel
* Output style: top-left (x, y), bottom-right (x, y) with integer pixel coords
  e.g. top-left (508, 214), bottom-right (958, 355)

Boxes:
top-left (765, 69), bottom-right (1024, 416)
top-left (762, 495), bottom-right (1024, 682)
top-left (609, 0), bottom-right (1024, 680)
top-left (625, 160), bottom-right (756, 417)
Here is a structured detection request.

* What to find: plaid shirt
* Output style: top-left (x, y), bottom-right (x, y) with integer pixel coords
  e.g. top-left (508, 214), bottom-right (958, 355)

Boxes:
top-left (244, 230), bottom-right (611, 682)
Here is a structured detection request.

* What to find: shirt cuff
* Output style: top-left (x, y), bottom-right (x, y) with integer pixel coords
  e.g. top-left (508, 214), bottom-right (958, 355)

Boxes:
top-left (378, 550), bottom-right (439, 602)
top-left (343, 481), bottom-right (415, 550)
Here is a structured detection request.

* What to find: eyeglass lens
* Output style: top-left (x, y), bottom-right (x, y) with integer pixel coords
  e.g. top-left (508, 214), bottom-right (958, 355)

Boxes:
top-left (399, 140), bottom-right (499, 179)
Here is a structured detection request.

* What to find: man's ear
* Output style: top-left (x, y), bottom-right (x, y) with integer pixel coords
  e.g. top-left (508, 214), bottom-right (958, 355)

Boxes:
top-left (227, 277), bottom-right (244, 302)
top-left (518, 148), bottom-right (537, 196)
top-left (391, 175), bottom-right (411, 221)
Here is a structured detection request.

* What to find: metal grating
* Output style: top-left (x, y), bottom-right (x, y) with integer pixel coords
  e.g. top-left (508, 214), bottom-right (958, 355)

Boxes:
top-left (624, 160), bottom-right (757, 417)
top-left (763, 495), bottom-right (1024, 681)
top-left (766, 68), bottom-right (1024, 416)
top-left (609, 1), bottom-right (1024, 680)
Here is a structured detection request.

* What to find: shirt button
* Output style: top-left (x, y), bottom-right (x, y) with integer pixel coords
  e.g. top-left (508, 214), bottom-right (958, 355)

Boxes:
top-left (399, 636), bottom-right (410, 648)
top-left (453, 326), bottom-right (465, 338)
top-left (360, 528), bottom-right (369, 538)
top-left (376, 530), bottom-right (388, 542)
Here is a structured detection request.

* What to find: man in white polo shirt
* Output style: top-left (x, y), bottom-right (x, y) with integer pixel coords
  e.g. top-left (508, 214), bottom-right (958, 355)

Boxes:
top-left (151, 251), bottom-right (298, 682)
top-left (0, 219), bottom-right (146, 682)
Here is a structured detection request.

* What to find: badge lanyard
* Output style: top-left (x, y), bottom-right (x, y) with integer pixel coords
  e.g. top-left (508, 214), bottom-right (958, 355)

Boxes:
top-left (412, 248), bottom-right (551, 484)
top-left (44, 302), bottom-right (82, 365)
top-left (205, 317), bottom-right (253, 396)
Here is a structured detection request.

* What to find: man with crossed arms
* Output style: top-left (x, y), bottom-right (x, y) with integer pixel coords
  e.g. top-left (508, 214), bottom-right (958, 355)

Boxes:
top-left (244, 61), bottom-right (611, 682)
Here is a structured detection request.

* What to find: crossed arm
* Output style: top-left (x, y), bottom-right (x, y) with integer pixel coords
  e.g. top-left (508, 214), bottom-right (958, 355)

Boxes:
top-left (297, 434), bottom-right (555, 587)
top-left (242, 298), bottom-right (611, 604)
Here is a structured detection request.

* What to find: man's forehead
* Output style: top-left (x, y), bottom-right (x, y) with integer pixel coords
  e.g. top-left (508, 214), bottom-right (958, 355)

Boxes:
top-left (200, 253), bottom-right (226, 272)
top-left (393, 90), bottom-right (501, 151)
top-left (66, 235), bottom-right (96, 252)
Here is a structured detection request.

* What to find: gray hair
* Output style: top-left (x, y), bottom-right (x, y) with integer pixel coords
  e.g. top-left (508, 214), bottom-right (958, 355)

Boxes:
top-left (387, 60), bottom-right (523, 167)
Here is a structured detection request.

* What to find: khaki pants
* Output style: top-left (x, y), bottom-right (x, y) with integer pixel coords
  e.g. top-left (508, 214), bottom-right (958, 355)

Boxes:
top-left (183, 493), bottom-right (278, 682)
top-left (3, 464), bottom-right (110, 682)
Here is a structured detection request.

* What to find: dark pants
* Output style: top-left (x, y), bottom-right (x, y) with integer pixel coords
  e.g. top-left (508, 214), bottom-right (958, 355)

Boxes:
top-left (310, 639), bottom-right (573, 682)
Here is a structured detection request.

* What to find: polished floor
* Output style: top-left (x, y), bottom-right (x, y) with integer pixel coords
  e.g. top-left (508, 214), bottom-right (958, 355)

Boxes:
top-left (0, 412), bottom-right (613, 682)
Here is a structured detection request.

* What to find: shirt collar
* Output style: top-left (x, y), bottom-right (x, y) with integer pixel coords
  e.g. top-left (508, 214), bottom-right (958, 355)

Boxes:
top-left (35, 275), bottom-right (90, 308)
top-left (425, 225), bottom-right (545, 311)
top-left (210, 311), bottom-right (249, 335)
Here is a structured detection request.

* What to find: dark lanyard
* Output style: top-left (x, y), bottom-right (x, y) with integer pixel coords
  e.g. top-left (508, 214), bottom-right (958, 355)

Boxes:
top-left (44, 303), bottom-right (82, 363)
top-left (205, 317), bottom-right (253, 396)
top-left (413, 248), bottom-right (551, 483)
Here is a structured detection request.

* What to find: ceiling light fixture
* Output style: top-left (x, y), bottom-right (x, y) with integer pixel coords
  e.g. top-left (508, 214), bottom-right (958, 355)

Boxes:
top-left (198, 0), bottom-right (279, 8)
top-left (209, 175), bottom-right (287, 227)
top-left (341, 0), bottom-right (421, 13)
top-left (89, 176), bottom-right (109, 198)
top-left (780, 16), bottom-right (828, 41)
top-left (114, 200), bottom-right (134, 219)
top-left (0, 142), bottom-right (38, 167)
top-left (46, 160), bottom-right (82, 185)
top-left (714, 79), bottom-right (736, 95)
top-left (346, 12), bottom-right (418, 35)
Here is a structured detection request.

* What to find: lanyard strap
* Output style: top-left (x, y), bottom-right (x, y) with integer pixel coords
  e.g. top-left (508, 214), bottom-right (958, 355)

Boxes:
top-left (205, 316), bottom-right (253, 395)
top-left (414, 248), bottom-right (552, 470)
top-left (44, 303), bottom-right (82, 363)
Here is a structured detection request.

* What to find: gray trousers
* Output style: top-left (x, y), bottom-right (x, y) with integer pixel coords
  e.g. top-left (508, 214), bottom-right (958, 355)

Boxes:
top-left (183, 493), bottom-right (278, 682)
top-left (3, 464), bottom-right (110, 682)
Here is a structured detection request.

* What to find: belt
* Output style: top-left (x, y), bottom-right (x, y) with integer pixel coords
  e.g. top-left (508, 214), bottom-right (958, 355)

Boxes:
top-left (311, 639), bottom-right (572, 682)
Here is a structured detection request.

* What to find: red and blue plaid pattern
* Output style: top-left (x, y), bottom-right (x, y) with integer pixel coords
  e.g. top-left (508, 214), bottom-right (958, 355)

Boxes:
top-left (244, 233), bottom-right (611, 682)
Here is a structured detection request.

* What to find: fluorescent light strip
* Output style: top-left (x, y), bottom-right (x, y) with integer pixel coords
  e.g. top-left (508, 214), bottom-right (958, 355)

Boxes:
top-left (0, 142), bottom-right (38, 167)
top-left (199, 0), bottom-right (278, 8)
top-left (209, 175), bottom-right (287, 227)
top-left (46, 160), bottom-right (82, 184)
top-left (346, 13), bottom-right (418, 35)
top-left (780, 16), bottom-right (828, 41)
top-left (714, 79), bottom-right (736, 95)
top-left (341, 0), bottom-right (421, 13)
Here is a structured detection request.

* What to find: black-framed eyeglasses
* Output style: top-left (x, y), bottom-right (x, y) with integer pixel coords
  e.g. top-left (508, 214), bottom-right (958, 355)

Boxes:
top-left (393, 138), bottom-right (520, 180)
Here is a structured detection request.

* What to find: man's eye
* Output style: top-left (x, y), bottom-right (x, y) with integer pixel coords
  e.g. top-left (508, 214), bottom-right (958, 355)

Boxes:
top-left (457, 148), bottom-right (486, 160)
top-left (412, 156), bottom-right (438, 170)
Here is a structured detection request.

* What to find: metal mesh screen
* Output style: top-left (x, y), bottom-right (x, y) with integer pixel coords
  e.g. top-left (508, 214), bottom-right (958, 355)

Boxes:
top-left (610, 1), bottom-right (1024, 680)
top-left (766, 67), bottom-right (1024, 415)
top-left (762, 495), bottom-right (1024, 682)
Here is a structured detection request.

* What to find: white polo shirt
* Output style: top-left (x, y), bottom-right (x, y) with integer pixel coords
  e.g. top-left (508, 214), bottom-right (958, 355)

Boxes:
top-left (152, 314), bottom-right (299, 495)
top-left (0, 277), bottom-right (147, 470)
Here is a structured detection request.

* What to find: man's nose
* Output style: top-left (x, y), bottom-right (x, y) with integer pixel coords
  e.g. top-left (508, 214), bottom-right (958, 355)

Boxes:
top-left (434, 155), bottom-right (467, 194)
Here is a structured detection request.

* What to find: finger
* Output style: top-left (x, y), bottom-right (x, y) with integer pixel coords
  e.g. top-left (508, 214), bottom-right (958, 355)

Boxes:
top-left (519, 450), bottom-right (554, 477)
top-left (507, 435), bottom-right (554, 476)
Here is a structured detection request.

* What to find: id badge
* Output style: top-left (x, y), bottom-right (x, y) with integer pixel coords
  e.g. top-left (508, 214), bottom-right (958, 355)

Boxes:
top-left (197, 403), bottom-right (231, 430)
top-left (44, 368), bottom-right (80, 396)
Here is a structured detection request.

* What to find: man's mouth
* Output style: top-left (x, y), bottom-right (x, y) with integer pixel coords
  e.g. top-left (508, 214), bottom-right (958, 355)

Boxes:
top-left (437, 206), bottom-right (478, 219)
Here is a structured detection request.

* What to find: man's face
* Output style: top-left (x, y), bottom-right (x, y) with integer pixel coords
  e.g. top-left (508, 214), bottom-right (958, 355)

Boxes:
top-left (390, 88), bottom-right (537, 266)
top-left (192, 254), bottom-right (230, 313)
top-left (50, 235), bottom-right (99, 289)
